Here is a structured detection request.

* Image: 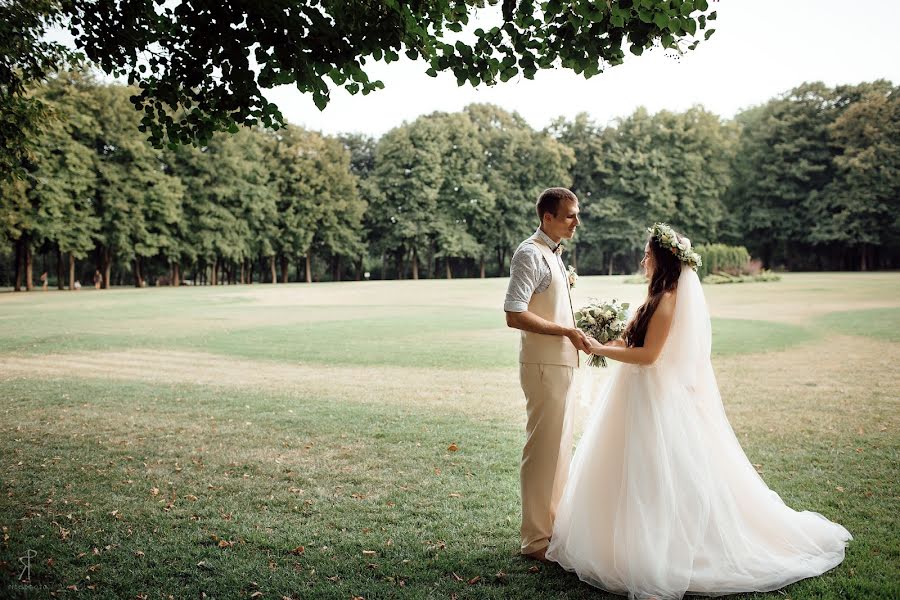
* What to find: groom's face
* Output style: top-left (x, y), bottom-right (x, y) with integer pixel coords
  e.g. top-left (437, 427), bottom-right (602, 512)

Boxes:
top-left (545, 198), bottom-right (580, 240)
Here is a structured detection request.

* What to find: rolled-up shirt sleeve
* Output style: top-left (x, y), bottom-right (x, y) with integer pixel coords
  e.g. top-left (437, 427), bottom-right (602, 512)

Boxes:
top-left (504, 245), bottom-right (543, 312)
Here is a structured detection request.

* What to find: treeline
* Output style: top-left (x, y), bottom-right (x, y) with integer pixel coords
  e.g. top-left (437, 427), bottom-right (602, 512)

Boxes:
top-left (1, 72), bottom-right (897, 290)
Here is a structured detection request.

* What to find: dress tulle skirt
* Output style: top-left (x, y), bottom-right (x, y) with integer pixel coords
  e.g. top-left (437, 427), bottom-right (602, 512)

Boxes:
top-left (545, 361), bottom-right (852, 599)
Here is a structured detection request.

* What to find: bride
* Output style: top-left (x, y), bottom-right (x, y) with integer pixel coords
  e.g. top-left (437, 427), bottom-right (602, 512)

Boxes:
top-left (545, 224), bottom-right (852, 599)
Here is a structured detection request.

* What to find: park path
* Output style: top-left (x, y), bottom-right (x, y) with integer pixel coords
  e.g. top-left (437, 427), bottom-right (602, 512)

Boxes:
top-left (1, 337), bottom-right (896, 434)
top-left (0, 349), bottom-right (525, 420)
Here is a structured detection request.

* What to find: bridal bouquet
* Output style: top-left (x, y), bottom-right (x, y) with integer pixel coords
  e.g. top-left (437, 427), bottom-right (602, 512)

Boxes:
top-left (574, 299), bottom-right (630, 367)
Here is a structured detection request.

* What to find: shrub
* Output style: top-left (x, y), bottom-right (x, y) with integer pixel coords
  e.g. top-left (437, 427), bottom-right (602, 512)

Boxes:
top-left (695, 244), bottom-right (752, 279)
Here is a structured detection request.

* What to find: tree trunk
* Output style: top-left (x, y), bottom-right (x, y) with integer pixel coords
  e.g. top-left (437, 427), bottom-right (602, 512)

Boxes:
top-left (270, 255), bottom-right (277, 284)
top-left (13, 239), bottom-right (23, 291)
top-left (69, 253), bottom-right (76, 290)
top-left (211, 257), bottom-right (218, 286)
top-left (134, 257), bottom-right (143, 287)
top-left (608, 253), bottom-right (614, 276)
top-left (305, 253), bottom-right (312, 283)
top-left (355, 256), bottom-right (363, 281)
top-left (446, 257), bottom-right (452, 279)
top-left (479, 255), bottom-right (486, 279)
top-left (100, 246), bottom-right (112, 289)
top-left (397, 248), bottom-right (405, 280)
top-left (173, 262), bottom-right (180, 286)
top-left (334, 255), bottom-right (342, 282)
top-left (280, 254), bottom-right (289, 283)
top-left (57, 246), bottom-right (65, 290)
top-left (24, 236), bottom-right (33, 291)
top-left (860, 245), bottom-right (867, 271)
top-left (411, 246), bottom-right (419, 280)
top-left (381, 252), bottom-right (387, 281)
top-left (240, 261), bottom-right (246, 284)
top-left (426, 243), bottom-right (435, 279)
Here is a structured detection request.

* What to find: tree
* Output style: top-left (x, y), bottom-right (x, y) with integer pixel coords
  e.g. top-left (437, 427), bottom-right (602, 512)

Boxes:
top-left (465, 103), bottom-right (574, 274)
top-left (368, 118), bottom-right (446, 279)
top-left (268, 126), bottom-right (365, 283)
top-left (40, 0), bottom-right (715, 149)
top-left (724, 81), bottom-right (895, 269)
top-left (811, 84), bottom-right (900, 270)
top-left (428, 112), bottom-right (490, 278)
top-left (1, 0), bottom-right (82, 183)
top-left (26, 80), bottom-right (98, 290)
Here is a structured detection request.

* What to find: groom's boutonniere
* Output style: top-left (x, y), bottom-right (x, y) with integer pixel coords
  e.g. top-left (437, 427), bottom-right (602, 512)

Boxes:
top-left (567, 265), bottom-right (578, 288)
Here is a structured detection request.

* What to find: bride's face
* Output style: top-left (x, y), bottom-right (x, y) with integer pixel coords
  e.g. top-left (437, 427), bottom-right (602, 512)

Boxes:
top-left (641, 243), bottom-right (654, 277)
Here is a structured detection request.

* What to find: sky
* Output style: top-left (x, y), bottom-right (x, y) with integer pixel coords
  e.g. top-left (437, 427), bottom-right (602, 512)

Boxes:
top-left (262, 0), bottom-right (900, 137)
top-left (47, 0), bottom-right (900, 137)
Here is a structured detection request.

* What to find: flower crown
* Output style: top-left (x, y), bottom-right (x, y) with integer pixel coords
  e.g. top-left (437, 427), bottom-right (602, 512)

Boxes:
top-left (648, 223), bottom-right (702, 271)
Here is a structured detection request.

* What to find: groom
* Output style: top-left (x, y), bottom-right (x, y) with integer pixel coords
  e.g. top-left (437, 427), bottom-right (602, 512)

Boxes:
top-left (504, 187), bottom-right (589, 562)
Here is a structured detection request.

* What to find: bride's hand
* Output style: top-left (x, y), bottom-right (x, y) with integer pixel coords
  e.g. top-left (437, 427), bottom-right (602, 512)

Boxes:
top-left (586, 338), bottom-right (606, 355)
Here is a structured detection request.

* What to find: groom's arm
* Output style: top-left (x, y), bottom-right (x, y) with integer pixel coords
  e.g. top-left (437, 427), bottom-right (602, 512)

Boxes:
top-left (503, 245), bottom-right (590, 352)
top-left (506, 310), bottom-right (590, 352)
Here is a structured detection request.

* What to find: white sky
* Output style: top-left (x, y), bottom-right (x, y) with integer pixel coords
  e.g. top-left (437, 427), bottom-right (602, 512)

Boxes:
top-left (47, 1), bottom-right (900, 137)
top-left (264, 0), bottom-right (900, 136)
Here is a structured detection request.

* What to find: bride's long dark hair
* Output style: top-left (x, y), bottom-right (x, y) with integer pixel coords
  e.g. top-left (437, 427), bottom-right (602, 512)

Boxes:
top-left (624, 231), bottom-right (685, 348)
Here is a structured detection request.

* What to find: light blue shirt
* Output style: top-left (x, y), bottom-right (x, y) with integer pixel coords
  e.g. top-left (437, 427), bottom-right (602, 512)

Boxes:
top-left (503, 228), bottom-right (567, 313)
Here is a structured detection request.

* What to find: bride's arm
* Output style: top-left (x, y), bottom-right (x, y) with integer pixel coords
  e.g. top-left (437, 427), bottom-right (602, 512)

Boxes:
top-left (586, 292), bottom-right (676, 365)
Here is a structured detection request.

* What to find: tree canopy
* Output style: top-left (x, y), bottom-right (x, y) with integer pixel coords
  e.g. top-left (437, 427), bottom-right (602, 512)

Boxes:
top-left (2, 0), bottom-right (716, 178)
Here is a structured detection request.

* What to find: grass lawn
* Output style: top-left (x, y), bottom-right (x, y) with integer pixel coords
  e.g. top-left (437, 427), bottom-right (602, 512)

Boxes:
top-left (1, 272), bottom-right (898, 599)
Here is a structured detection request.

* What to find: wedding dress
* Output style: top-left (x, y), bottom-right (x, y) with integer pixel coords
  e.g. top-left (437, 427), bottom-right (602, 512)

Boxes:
top-left (545, 266), bottom-right (851, 599)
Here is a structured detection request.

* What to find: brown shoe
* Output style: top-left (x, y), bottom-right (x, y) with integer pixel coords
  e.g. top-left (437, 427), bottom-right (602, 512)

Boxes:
top-left (523, 547), bottom-right (549, 562)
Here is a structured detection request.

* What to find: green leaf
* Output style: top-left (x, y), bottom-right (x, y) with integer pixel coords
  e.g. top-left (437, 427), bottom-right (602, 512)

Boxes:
top-left (629, 44), bottom-right (644, 56)
top-left (704, 28), bottom-right (716, 40)
top-left (684, 18), bottom-right (697, 35)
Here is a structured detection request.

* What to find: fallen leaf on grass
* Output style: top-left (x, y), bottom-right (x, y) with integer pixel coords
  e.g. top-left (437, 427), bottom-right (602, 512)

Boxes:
top-left (451, 572), bottom-right (463, 582)
top-left (362, 550), bottom-right (377, 556)
top-left (447, 443), bottom-right (459, 452)
top-left (835, 486), bottom-right (845, 492)
top-left (290, 545), bottom-right (305, 555)
top-left (467, 576), bottom-right (481, 585)
top-left (528, 565), bottom-right (541, 573)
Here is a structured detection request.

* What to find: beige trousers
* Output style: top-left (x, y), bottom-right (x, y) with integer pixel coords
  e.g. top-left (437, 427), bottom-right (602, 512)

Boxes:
top-left (519, 362), bottom-right (575, 554)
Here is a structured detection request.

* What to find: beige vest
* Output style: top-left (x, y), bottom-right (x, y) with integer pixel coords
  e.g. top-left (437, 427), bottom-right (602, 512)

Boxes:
top-left (519, 234), bottom-right (580, 368)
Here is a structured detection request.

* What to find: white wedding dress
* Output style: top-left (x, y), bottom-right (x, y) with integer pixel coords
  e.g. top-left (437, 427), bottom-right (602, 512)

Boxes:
top-left (545, 266), bottom-right (851, 599)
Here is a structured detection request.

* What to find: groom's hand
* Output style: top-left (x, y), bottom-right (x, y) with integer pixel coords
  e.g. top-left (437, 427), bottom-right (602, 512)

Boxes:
top-left (566, 328), bottom-right (592, 353)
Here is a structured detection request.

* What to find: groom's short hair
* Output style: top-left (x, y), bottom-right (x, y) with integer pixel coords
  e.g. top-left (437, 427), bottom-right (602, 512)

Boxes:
top-left (536, 187), bottom-right (577, 221)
